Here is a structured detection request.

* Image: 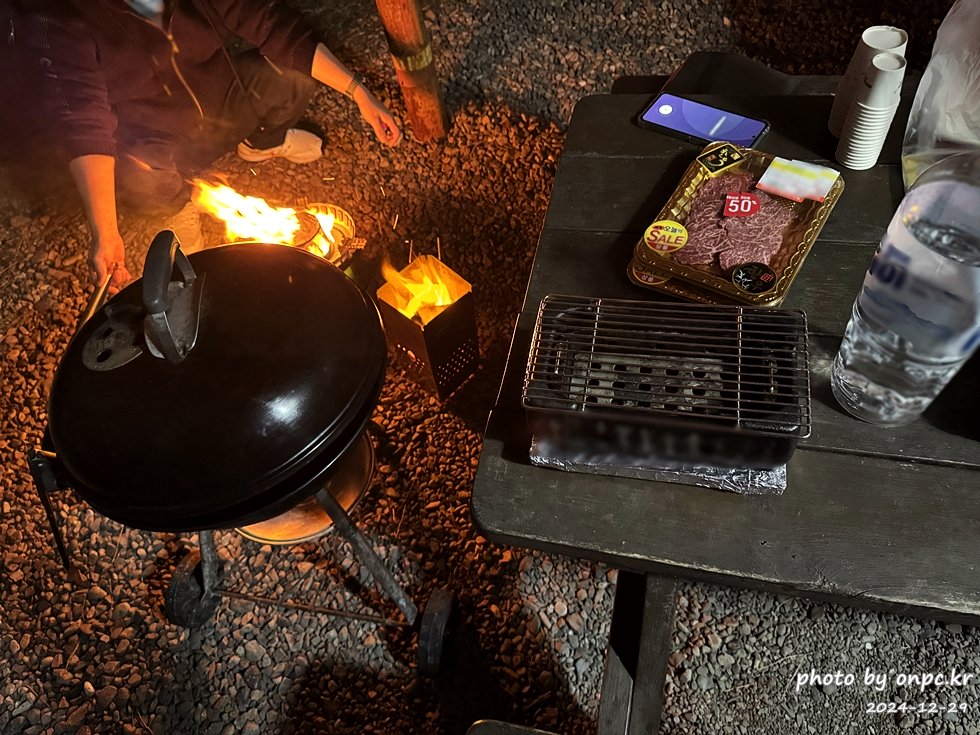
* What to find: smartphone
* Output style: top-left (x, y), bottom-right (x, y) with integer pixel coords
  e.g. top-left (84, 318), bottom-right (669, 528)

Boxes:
top-left (638, 93), bottom-right (769, 148)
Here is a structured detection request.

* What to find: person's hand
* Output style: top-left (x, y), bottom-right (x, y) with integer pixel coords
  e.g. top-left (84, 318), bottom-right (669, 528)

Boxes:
top-left (353, 87), bottom-right (403, 146)
top-left (88, 231), bottom-right (132, 295)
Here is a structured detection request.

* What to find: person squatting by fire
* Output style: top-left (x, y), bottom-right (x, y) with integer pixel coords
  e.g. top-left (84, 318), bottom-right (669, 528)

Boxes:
top-left (0, 0), bottom-right (402, 292)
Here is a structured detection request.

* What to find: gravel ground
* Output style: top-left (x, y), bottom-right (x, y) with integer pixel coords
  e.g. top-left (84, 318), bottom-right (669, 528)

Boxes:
top-left (1, 1), bottom-right (974, 734)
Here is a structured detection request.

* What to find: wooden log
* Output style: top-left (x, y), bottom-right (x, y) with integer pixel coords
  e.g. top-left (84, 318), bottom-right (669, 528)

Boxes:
top-left (374, 0), bottom-right (449, 141)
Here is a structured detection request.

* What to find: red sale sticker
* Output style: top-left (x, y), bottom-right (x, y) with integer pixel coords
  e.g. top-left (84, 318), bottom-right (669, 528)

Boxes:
top-left (724, 192), bottom-right (761, 217)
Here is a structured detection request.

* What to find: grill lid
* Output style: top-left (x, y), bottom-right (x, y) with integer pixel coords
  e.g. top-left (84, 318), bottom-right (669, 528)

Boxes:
top-left (523, 295), bottom-right (811, 439)
top-left (48, 241), bottom-right (387, 531)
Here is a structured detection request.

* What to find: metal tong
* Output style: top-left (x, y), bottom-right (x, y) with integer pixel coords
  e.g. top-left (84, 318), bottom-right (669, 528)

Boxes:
top-left (30, 264), bottom-right (119, 569)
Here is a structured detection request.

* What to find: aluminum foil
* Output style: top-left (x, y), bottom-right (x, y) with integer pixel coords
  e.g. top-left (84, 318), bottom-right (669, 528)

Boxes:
top-left (529, 436), bottom-right (786, 495)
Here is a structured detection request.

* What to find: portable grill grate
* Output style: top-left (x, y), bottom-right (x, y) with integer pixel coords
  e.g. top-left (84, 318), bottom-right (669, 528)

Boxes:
top-left (523, 296), bottom-right (811, 469)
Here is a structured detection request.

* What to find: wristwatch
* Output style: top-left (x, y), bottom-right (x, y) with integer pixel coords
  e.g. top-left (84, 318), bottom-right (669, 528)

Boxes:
top-left (344, 73), bottom-right (363, 99)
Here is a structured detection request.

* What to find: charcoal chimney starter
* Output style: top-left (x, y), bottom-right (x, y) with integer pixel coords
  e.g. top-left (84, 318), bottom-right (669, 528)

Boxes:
top-left (376, 255), bottom-right (479, 400)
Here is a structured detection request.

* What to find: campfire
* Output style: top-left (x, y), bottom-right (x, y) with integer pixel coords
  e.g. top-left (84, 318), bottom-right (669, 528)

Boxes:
top-left (191, 179), bottom-right (360, 265)
top-left (378, 254), bottom-right (470, 324)
top-left (376, 254), bottom-right (479, 400)
top-left (191, 177), bottom-right (479, 398)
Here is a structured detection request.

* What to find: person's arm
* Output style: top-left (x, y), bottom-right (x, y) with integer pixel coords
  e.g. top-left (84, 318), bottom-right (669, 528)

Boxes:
top-left (69, 155), bottom-right (132, 292)
top-left (310, 43), bottom-right (402, 146)
top-left (20, 5), bottom-right (131, 288)
top-left (206, 1), bottom-right (402, 145)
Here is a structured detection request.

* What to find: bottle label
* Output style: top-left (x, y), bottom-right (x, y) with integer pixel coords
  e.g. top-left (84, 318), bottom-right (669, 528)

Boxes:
top-left (858, 236), bottom-right (980, 357)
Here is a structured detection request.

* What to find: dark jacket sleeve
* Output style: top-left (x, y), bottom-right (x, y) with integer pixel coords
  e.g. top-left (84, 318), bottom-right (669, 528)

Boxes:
top-left (19, 5), bottom-right (118, 160)
top-left (202, 0), bottom-right (319, 74)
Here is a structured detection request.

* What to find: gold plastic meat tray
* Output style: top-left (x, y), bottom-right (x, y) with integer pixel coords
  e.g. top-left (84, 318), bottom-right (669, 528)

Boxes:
top-left (631, 141), bottom-right (844, 306)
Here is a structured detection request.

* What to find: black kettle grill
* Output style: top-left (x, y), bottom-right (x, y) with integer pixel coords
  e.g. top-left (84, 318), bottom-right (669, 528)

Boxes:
top-left (28, 232), bottom-right (454, 672)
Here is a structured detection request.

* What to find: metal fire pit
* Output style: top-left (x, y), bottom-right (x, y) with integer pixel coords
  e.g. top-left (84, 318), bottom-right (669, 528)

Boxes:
top-left (225, 203), bottom-right (366, 270)
top-left (376, 256), bottom-right (480, 401)
top-left (293, 201), bottom-right (364, 268)
top-left (523, 295), bottom-right (811, 470)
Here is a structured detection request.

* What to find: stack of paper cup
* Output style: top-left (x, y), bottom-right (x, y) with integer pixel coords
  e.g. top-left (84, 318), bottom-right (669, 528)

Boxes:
top-left (835, 52), bottom-right (907, 170)
top-left (829, 25), bottom-right (908, 137)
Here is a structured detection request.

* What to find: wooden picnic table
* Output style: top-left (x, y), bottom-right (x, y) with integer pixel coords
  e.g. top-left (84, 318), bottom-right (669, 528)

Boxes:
top-left (470, 52), bottom-right (980, 734)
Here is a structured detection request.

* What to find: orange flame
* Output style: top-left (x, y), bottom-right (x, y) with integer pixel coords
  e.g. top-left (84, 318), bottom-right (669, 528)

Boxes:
top-left (378, 255), bottom-right (470, 324)
top-left (191, 179), bottom-right (337, 258)
top-left (308, 206), bottom-right (336, 258)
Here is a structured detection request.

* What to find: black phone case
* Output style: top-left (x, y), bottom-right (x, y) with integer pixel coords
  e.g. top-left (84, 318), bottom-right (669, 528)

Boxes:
top-left (636, 95), bottom-right (770, 148)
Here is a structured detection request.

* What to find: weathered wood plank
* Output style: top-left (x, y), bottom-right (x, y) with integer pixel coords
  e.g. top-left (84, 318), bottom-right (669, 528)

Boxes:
top-left (779, 242), bottom-right (872, 335)
top-left (794, 76), bottom-right (843, 95)
top-left (542, 152), bottom-right (904, 243)
top-left (597, 572), bottom-right (677, 735)
top-left (661, 51), bottom-right (821, 98)
top-left (804, 334), bottom-right (980, 464)
top-left (473, 440), bottom-right (980, 623)
top-left (562, 90), bottom-right (915, 164)
top-left (525, 229), bottom-right (875, 336)
top-left (628, 575), bottom-right (676, 735)
top-left (597, 640), bottom-right (633, 735)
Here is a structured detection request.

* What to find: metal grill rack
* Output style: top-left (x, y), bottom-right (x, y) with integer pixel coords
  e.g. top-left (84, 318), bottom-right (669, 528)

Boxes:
top-left (522, 295), bottom-right (811, 469)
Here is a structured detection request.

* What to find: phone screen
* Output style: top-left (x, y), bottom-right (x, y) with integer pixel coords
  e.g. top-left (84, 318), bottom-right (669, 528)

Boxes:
top-left (641, 94), bottom-right (768, 147)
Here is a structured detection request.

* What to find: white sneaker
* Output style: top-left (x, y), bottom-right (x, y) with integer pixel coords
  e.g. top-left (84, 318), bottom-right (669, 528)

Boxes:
top-left (164, 200), bottom-right (205, 254)
top-left (237, 128), bottom-right (323, 164)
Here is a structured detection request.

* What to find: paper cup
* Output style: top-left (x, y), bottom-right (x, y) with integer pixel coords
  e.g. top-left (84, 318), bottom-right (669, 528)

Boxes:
top-left (835, 146), bottom-right (881, 169)
top-left (839, 136), bottom-right (891, 150)
top-left (836, 158), bottom-right (879, 171)
top-left (837, 151), bottom-right (879, 163)
top-left (845, 117), bottom-right (898, 137)
top-left (845, 116), bottom-right (897, 132)
top-left (837, 145), bottom-right (886, 160)
top-left (829, 25), bottom-right (908, 136)
top-left (837, 146), bottom-right (885, 160)
top-left (835, 112), bottom-right (899, 169)
top-left (858, 53), bottom-right (907, 108)
top-left (843, 118), bottom-right (898, 139)
top-left (849, 100), bottom-right (902, 117)
top-left (839, 134), bottom-right (891, 148)
top-left (861, 26), bottom-right (908, 55)
top-left (839, 93), bottom-right (899, 143)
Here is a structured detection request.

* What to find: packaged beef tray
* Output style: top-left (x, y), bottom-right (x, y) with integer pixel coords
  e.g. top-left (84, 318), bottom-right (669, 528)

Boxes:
top-left (632, 141), bottom-right (844, 306)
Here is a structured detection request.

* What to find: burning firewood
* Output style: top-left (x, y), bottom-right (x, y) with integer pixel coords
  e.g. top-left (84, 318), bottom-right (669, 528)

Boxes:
top-left (190, 179), bottom-right (361, 266)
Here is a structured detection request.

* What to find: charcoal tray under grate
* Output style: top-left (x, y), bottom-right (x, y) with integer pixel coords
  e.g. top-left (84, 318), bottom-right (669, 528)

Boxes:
top-left (568, 352), bottom-right (727, 414)
top-left (522, 295), bottom-right (811, 469)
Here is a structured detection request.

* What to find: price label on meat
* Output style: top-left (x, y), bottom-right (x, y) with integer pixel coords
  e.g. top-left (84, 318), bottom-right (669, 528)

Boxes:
top-left (631, 263), bottom-right (670, 286)
top-left (643, 220), bottom-right (688, 254)
top-left (724, 192), bottom-right (761, 217)
top-left (731, 262), bottom-right (778, 294)
top-left (697, 143), bottom-right (746, 176)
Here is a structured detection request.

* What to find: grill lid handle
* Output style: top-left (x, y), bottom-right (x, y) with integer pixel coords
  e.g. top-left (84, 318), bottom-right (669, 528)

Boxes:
top-left (142, 230), bottom-right (205, 362)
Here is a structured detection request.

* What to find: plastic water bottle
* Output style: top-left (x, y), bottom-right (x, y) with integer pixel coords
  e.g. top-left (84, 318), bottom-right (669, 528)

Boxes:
top-left (831, 152), bottom-right (980, 425)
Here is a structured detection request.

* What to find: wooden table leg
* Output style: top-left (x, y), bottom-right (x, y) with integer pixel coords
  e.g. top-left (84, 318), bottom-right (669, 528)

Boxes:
top-left (598, 572), bottom-right (677, 735)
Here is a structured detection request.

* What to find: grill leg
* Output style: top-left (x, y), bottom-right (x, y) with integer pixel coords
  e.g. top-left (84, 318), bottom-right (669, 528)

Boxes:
top-left (163, 531), bottom-right (223, 628)
top-left (315, 486), bottom-right (418, 625)
top-left (198, 529), bottom-right (220, 596)
top-left (27, 449), bottom-right (71, 569)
